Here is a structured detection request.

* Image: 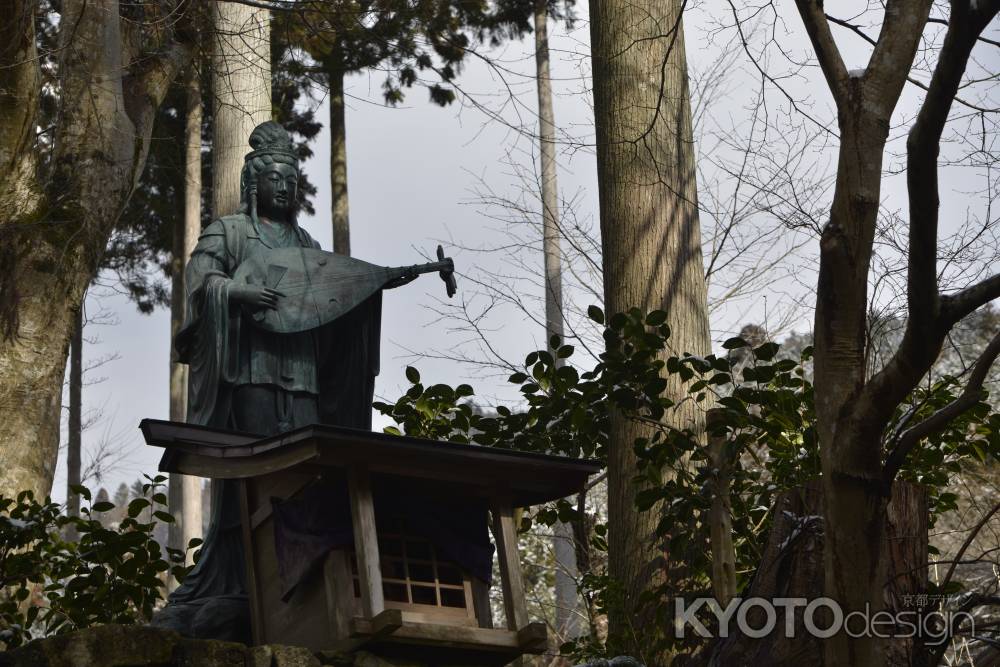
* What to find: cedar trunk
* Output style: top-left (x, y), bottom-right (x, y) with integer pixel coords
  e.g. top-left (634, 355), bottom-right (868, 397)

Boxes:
top-left (329, 66), bottom-right (350, 257)
top-left (168, 64), bottom-right (204, 578)
top-left (589, 0), bottom-right (712, 660)
top-left (534, 0), bottom-right (580, 640)
top-left (211, 1), bottom-right (271, 219)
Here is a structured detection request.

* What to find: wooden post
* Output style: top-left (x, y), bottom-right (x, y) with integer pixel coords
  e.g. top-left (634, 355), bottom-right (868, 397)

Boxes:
top-left (491, 501), bottom-right (528, 631)
top-left (471, 578), bottom-right (494, 629)
top-left (348, 466), bottom-right (384, 617)
top-left (238, 480), bottom-right (265, 645)
top-left (323, 550), bottom-right (355, 638)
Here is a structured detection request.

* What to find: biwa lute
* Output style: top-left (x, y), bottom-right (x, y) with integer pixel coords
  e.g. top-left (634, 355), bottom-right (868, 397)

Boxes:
top-left (232, 245), bottom-right (456, 333)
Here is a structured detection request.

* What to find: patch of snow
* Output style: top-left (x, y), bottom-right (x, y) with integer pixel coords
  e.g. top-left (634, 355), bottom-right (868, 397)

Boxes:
top-left (777, 511), bottom-right (823, 551)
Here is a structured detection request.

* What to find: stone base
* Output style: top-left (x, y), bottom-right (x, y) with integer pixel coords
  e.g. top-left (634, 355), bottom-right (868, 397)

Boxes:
top-left (0, 625), bottom-right (438, 667)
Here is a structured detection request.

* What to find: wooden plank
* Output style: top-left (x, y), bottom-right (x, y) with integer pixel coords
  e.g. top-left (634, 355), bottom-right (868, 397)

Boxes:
top-left (323, 550), bottom-right (355, 639)
top-left (248, 472), bottom-right (316, 530)
top-left (170, 444), bottom-right (320, 479)
top-left (238, 480), bottom-right (265, 646)
top-left (348, 465), bottom-right (384, 617)
top-left (491, 501), bottom-right (528, 631)
top-left (254, 514), bottom-right (332, 649)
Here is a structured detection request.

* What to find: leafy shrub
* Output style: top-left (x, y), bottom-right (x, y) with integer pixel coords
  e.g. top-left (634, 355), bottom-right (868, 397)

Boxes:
top-left (376, 306), bottom-right (1000, 659)
top-left (0, 475), bottom-right (196, 648)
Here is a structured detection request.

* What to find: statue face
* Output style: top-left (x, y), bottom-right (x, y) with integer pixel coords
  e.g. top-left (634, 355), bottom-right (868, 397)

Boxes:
top-left (256, 162), bottom-right (298, 221)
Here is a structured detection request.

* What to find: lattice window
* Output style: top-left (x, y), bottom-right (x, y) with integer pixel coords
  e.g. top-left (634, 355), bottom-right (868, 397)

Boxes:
top-left (348, 517), bottom-right (476, 623)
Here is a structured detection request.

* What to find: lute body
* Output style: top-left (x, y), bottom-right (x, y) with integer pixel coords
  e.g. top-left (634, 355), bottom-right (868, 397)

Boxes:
top-left (232, 246), bottom-right (456, 333)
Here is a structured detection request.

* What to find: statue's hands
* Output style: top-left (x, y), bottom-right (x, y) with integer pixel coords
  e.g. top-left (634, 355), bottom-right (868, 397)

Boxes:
top-left (229, 283), bottom-right (285, 310)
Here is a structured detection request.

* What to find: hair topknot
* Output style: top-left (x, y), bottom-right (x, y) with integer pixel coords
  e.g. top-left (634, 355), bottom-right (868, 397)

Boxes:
top-left (246, 121), bottom-right (297, 162)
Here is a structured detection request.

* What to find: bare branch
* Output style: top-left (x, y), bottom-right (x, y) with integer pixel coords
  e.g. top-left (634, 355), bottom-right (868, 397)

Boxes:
top-left (218, 0), bottom-right (302, 10)
top-left (926, 16), bottom-right (1000, 49)
top-left (883, 329), bottom-right (1000, 482)
top-left (865, 0), bottom-right (934, 119)
top-left (942, 274), bottom-right (1000, 326)
top-left (860, 3), bottom-right (1000, 422)
top-left (825, 13), bottom-right (999, 114)
top-left (792, 0), bottom-right (849, 105)
top-left (906, 3), bottom-right (993, 327)
top-left (937, 497), bottom-right (1000, 615)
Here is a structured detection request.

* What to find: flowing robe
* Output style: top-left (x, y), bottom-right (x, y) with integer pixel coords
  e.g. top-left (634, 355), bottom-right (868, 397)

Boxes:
top-left (159, 213), bottom-right (381, 639)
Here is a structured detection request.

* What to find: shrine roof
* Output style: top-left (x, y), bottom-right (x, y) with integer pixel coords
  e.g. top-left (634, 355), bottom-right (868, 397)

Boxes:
top-left (140, 419), bottom-right (601, 507)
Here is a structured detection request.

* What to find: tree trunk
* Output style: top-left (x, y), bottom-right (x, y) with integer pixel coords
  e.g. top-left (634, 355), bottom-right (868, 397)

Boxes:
top-left (0, 0), bottom-right (191, 500)
top-left (695, 480), bottom-right (928, 667)
top-left (589, 0), bottom-right (711, 660)
top-left (812, 76), bottom-right (925, 667)
top-left (64, 306), bottom-right (83, 540)
top-left (533, 0), bottom-right (580, 641)
top-left (168, 64), bottom-right (204, 582)
top-left (329, 65), bottom-right (350, 256)
top-left (706, 409), bottom-right (736, 606)
top-left (211, 0), bottom-right (271, 219)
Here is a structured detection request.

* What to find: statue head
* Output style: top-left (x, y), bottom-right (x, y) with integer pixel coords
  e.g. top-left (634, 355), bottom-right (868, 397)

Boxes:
top-left (240, 121), bottom-right (299, 225)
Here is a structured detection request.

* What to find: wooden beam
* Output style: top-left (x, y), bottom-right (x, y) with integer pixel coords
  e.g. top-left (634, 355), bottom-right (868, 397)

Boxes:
top-left (349, 617), bottom-right (534, 653)
top-left (326, 609), bottom-right (403, 655)
top-left (491, 501), bottom-right (528, 631)
top-left (516, 622), bottom-right (548, 652)
top-left (348, 465), bottom-right (384, 617)
top-left (368, 609), bottom-right (404, 637)
top-left (238, 480), bottom-right (265, 645)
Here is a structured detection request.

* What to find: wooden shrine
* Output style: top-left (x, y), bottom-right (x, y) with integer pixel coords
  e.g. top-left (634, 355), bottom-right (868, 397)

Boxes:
top-left (141, 419), bottom-right (600, 666)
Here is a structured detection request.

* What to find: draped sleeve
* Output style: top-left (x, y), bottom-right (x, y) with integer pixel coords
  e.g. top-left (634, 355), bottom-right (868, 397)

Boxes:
top-left (175, 220), bottom-right (241, 428)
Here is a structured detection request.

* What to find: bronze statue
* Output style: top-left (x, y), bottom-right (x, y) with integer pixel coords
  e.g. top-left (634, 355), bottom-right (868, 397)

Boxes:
top-left (152, 121), bottom-right (455, 642)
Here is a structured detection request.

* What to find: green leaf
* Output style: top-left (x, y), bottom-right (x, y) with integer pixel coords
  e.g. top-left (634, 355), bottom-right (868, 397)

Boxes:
top-left (508, 372), bottom-right (528, 384)
top-left (405, 366), bottom-right (420, 384)
top-left (723, 337), bottom-right (749, 350)
top-left (645, 310), bottom-right (668, 326)
top-left (91, 502), bottom-right (114, 513)
top-left (587, 305), bottom-right (605, 324)
top-left (557, 345), bottom-right (574, 359)
top-left (644, 377), bottom-right (667, 396)
top-left (127, 498), bottom-right (151, 518)
top-left (753, 342), bottom-right (780, 361)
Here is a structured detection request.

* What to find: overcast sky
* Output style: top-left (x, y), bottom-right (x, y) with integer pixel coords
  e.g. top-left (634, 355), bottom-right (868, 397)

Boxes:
top-left (50, 2), bottom-right (1000, 501)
